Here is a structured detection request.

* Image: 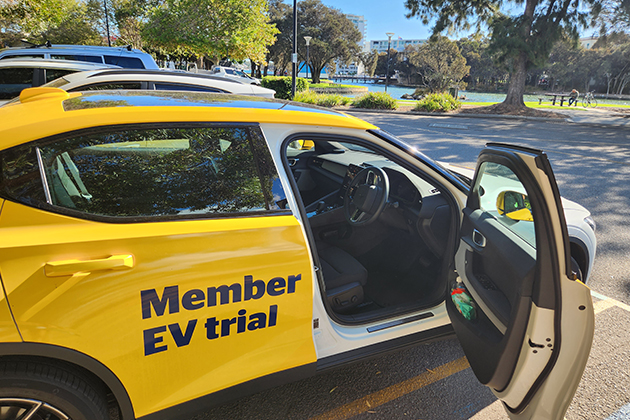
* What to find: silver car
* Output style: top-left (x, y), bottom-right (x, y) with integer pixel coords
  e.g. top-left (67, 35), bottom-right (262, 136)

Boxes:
top-left (41, 69), bottom-right (276, 98)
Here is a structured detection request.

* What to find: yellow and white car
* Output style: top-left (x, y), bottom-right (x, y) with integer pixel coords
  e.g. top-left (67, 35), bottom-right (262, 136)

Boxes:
top-left (0, 87), bottom-right (595, 420)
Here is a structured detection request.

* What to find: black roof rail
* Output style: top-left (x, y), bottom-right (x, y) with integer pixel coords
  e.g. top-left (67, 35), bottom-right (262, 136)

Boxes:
top-left (27, 40), bottom-right (52, 49)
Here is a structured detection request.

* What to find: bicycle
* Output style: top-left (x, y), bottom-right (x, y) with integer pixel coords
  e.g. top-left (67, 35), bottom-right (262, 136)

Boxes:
top-left (582, 91), bottom-right (598, 107)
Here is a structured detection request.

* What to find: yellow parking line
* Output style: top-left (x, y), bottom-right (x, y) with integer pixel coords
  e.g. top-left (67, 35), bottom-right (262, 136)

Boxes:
top-left (308, 357), bottom-right (470, 420)
top-left (309, 291), bottom-right (626, 420)
top-left (591, 291), bottom-right (630, 313)
top-left (593, 299), bottom-right (617, 315)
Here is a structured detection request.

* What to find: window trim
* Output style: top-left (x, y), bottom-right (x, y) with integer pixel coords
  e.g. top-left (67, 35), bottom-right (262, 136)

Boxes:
top-left (1, 122), bottom-right (292, 224)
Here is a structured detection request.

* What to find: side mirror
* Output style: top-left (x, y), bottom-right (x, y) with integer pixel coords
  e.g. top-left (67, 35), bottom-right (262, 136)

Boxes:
top-left (496, 190), bottom-right (533, 222)
top-left (288, 140), bottom-right (314, 150)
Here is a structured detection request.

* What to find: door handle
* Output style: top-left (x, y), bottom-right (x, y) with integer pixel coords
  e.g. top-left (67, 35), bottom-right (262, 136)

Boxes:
top-left (472, 229), bottom-right (486, 248)
top-left (45, 254), bottom-right (134, 277)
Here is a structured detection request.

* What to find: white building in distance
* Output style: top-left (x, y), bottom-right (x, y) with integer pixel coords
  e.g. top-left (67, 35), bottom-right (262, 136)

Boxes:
top-left (370, 38), bottom-right (426, 53)
top-left (579, 36), bottom-right (598, 49)
top-left (335, 14), bottom-right (368, 76)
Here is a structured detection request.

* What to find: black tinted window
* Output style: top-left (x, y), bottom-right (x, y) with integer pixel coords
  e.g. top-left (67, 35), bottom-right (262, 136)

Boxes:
top-left (104, 56), bottom-right (144, 69)
top-left (45, 69), bottom-right (77, 83)
top-left (0, 68), bottom-right (34, 98)
top-left (0, 125), bottom-right (287, 220)
top-left (0, 145), bottom-right (46, 206)
top-left (51, 54), bottom-right (103, 64)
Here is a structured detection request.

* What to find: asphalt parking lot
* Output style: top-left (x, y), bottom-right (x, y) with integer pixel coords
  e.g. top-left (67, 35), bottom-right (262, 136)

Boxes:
top-left (192, 111), bottom-right (630, 420)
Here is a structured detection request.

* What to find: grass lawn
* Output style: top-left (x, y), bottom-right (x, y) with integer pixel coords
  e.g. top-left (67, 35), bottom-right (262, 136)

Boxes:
top-left (395, 99), bottom-right (630, 110)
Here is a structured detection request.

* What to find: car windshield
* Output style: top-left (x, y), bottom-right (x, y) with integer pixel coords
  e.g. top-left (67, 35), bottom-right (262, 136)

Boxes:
top-left (235, 70), bottom-right (252, 79)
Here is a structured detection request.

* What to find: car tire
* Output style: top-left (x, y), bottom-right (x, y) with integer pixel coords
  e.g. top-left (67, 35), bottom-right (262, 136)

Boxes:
top-left (0, 360), bottom-right (109, 420)
top-left (571, 256), bottom-right (583, 282)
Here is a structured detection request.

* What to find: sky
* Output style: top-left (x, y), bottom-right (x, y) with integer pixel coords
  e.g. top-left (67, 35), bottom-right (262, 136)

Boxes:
top-left (283, 0), bottom-right (600, 42)
top-left (285, 0), bottom-right (436, 41)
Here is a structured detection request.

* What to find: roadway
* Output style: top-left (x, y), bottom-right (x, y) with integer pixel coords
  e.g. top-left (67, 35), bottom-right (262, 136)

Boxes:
top-left (193, 112), bottom-right (630, 420)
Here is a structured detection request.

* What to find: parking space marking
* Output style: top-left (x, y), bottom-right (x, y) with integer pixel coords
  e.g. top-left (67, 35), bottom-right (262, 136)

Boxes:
top-left (308, 357), bottom-right (470, 420)
top-left (309, 290), bottom-right (625, 420)
top-left (605, 403), bottom-right (630, 420)
top-left (591, 291), bottom-right (630, 313)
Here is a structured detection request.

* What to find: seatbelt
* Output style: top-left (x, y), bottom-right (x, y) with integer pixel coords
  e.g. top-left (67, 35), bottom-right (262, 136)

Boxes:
top-left (56, 152), bottom-right (92, 201)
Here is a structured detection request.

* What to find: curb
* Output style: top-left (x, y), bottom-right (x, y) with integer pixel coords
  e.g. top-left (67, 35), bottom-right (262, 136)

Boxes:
top-left (343, 107), bottom-right (571, 123)
top-left (343, 107), bottom-right (630, 126)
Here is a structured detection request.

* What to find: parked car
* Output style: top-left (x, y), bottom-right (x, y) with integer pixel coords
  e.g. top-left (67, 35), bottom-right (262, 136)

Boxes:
top-left (0, 43), bottom-right (159, 69)
top-left (0, 58), bottom-right (120, 101)
top-left (0, 87), bottom-right (595, 420)
top-left (39, 68), bottom-right (276, 98)
top-left (208, 65), bottom-right (262, 84)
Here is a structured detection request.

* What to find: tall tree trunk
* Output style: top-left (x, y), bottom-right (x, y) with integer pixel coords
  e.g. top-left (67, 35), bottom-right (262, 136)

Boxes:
top-left (498, 0), bottom-right (538, 109)
top-left (502, 51), bottom-right (527, 107)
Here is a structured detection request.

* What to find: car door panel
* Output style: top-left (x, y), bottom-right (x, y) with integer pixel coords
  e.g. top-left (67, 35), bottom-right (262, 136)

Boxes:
top-left (0, 200), bottom-right (316, 418)
top-left (451, 143), bottom-right (594, 419)
top-left (459, 207), bottom-right (536, 331)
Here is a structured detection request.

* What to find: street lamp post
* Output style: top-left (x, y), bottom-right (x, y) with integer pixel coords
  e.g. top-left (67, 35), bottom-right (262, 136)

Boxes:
top-left (304, 36), bottom-right (312, 81)
top-left (104, 0), bottom-right (111, 47)
top-left (385, 32), bottom-right (394, 93)
top-left (291, 0), bottom-right (298, 98)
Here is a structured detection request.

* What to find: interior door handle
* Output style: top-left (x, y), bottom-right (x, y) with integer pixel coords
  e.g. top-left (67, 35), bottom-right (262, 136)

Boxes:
top-left (472, 229), bottom-right (486, 248)
top-left (45, 254), bottom-right (134, 277)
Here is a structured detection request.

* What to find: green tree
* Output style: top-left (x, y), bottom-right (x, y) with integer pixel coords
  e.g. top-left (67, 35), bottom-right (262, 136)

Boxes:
top-left (594, 0), bottom-right (630, 34)
top-left (143, 0), bottom-right (278, 65)
top-left (375, 49), bottom-right (399, 77)
top-left (358, 50), bottom-right (379, 77)
top-left (0, 0), bottom-right (103, 45)
top-left (457, 35), bottom-right (508, 90)
top-left (296, 0), bottom-right (361, 83)
top-left (265, 0), bottom-right (292, 75)
top-left (408, 36), bottom-right (470, 92)
top-left (405, 0), bottom-right (599, 110)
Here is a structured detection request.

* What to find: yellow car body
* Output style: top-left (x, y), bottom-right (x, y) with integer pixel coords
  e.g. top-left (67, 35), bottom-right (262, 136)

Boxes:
top-left (0, 88), bottom-right (594, 420)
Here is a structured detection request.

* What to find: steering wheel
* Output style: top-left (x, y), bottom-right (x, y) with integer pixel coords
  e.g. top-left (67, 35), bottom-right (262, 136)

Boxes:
top-left (344, 166), bottom-right (389, 226)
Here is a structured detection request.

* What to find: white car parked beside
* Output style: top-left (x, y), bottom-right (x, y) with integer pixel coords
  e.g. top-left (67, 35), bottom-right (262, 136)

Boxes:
top-left (40, 69), bottom-right (276, 98)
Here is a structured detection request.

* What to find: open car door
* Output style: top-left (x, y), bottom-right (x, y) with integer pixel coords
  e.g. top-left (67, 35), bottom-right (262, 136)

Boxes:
top-left (450, 143), bottom-right (594, 419)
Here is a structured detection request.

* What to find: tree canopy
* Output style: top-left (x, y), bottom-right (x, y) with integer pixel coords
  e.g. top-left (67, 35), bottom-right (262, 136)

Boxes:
top-left (267, 0), bottom-right (361, 83)
top-left (408, 35), bottom-right (470, 92)
top-left (404, 0), bottom-right (599, 110)
top-left (0, 0), bottom-right (104, 45)
top-left (143, 0), bottom-right (278, 64)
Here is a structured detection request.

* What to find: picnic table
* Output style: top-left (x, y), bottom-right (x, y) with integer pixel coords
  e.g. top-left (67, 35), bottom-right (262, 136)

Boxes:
top-left (543, 92), bottom-right (578, 106)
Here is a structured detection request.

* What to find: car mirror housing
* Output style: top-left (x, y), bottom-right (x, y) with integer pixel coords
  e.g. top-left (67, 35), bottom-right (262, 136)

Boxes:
top-left (496, 190), bottom-right (533, 222)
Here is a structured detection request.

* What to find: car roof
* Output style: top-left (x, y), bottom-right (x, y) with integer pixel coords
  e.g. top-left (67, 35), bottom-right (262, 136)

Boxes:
top-left (0, 58), bottom-right (121, 70)
top-left (0, 88), bottom-right (376, 149)
top-left (0, 44), bottom-right (147, 55)
top-left (60, 69), bottom-right (249, 86)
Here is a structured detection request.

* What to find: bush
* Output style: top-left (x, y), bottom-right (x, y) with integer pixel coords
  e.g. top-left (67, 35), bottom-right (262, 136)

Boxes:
top-left (261, 76), bottom-right (308, 100)
top-left (352, 92), bottom-right (398, 110)
top-left (293, 91), bottom-right (351, 107)
top-left (415, 92), bottom-right (461, 112)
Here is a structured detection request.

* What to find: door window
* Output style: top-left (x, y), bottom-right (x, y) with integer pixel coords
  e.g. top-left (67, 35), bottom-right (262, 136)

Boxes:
top-left (51, 54), bottom-right (104, 64)
top-left (0, 68), bottom-right (34, 98)
top-left (104, 56), bottom-right (144, 69)
top-left (475, 161), bottom-right (536, 248)
top-left (44, 69), bottom-right (77, 83)
top-left (0, 125), bottom-right (287, 220)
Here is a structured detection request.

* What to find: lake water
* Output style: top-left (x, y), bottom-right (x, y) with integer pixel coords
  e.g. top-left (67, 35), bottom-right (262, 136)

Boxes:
top-left (339, 82), bottom-right (630, 106)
